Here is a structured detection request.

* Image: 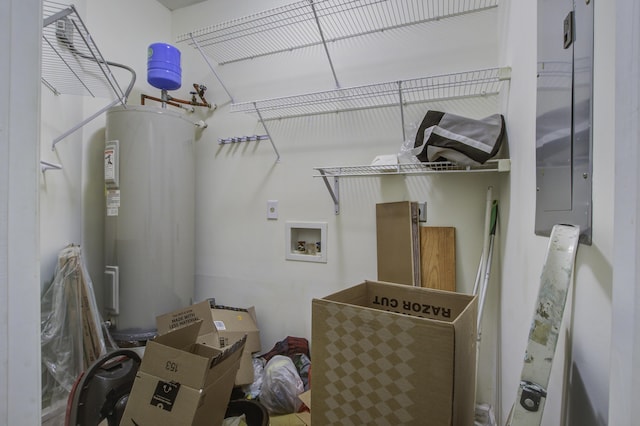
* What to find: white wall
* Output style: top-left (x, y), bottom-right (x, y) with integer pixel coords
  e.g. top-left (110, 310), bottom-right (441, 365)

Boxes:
top-left (28, 0), bottom-right (621, 425)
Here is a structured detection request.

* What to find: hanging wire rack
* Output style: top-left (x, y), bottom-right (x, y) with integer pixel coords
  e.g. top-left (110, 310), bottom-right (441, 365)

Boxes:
top-left (42, 1), bottom-right (125, 100)
top-left (176, 0), bottom-right (499, 65)
top-left (42, 0), bottom-right (130, 155)
top-left (231, 67), bottom-right (511, 120)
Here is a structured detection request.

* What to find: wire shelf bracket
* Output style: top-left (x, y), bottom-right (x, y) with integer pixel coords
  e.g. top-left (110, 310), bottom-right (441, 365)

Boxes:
top-left (40, 160), bottom-right (63, 173)
top-left (314, 159), bottom-right (511, 214)
top-left (248, 103), bottom-right (281, 162)
top-left (42, 1), bottom-right (127, 151)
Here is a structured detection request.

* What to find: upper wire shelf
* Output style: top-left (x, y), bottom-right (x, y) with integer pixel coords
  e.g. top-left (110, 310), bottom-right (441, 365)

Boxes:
top-left (231, 67), bottom-right (511, 120)
top-left (41, 1), bottom-right (129, 153)
top-left (176, 0), bottom-right (499, 65)
top-left (42, 1), bottom-right (125, 100)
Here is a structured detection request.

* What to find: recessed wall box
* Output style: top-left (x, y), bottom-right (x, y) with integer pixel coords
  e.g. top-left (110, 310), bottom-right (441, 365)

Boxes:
top-left (285, 221), bottom-right (327, 263)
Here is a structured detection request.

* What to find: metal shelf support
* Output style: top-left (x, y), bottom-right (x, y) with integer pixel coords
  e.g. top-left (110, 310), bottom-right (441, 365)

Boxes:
top-left (254, 103), bottom-right (281, 162)
top-left (318, 169), bottom-right (340, 214)
top-left (189, 32), bottom-right (235, 103)
top-left (40, 160), bottom-right (63, 173)
top-left (309, 0), bottom-right (340, 88)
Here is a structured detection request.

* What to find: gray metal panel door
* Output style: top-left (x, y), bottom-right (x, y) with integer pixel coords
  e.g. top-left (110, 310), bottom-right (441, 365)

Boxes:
top-left (535, 0), bottom-right (593, 244)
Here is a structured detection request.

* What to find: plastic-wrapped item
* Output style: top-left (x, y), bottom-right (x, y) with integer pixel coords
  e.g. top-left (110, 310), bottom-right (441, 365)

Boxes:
top-left (243, 356), bottom-right (266, 399)
top-left (474, 403), bottom-right (496, 426)
top-left (291, 353), bottom-right (311, 391)
top-left (40, 245), bottom-right (114, 414)
top-left (258, 355), bottom-right (304, 415)
top-left (398, 120), bottom-right (423, 164)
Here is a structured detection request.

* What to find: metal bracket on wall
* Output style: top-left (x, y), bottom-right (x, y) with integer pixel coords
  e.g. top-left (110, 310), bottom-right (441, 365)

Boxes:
top-left (397, 80), bottom-right (406, 141)
top-left (317, 169), bottom-right (340, 215)
top-left (189, 32), bottom-right (235, 104)
top-left (309, 0), bottom-right (340, 88)
top-left (253, 102), bottom-right (281, 162)
top-left (40, 160), bottom-right (63, 173)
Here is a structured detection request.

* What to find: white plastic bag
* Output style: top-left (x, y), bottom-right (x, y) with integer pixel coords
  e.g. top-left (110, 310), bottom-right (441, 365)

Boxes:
top-left (258, 355), bottom-right (304, 415)
top-left (397, 120), bottom-right (423, 164)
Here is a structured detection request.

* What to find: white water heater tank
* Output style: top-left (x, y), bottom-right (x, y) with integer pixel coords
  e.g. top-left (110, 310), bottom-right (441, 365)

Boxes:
top-left (104, 105), bottom-right (195, 340)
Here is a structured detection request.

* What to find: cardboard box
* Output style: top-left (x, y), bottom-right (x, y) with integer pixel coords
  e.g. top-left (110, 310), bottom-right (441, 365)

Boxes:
top-left (156, 300), bottom-right (261, 385)
top-left (311, 280), bottom-right (477, 426)
top-left (120, 321), bottom-right (245, 426)
top-left (270, 414), bottom-right (309, 426)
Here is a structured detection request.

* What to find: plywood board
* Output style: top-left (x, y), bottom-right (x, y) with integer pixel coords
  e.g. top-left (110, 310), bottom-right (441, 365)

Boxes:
top-left (420, 227), bottom-right (456, 291)
top-left (376, 201), bottom-right (420, 286)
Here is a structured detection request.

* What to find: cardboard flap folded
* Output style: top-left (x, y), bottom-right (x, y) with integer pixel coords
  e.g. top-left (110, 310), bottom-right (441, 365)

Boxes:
top-left (156, 303), bottom-right (216, 336)
top-left (153, 320), bottom-right (203, 349)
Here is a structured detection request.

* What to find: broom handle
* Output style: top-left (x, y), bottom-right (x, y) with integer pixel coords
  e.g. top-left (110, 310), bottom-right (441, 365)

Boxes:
top-left (474, 186), bottom-right (494, 295)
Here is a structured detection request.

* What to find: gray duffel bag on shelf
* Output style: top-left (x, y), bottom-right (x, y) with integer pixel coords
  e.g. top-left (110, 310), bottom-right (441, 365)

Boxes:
top-left (413, 110), bottom-right (506, 166)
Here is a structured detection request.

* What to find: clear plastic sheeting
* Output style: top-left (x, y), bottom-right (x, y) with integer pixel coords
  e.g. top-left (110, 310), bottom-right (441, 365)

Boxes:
top-left (41, 244), bottom-right (114, 413)
top-left (475, 403), bottom-right (497, 426)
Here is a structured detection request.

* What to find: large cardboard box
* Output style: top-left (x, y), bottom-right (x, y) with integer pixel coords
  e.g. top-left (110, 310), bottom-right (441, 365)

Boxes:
top-left (311, 280), bottom-right (477, 426)
top-left (156, 300), bottom-right (261, 385)
top-left (120, 321), bottom-right (245, 426)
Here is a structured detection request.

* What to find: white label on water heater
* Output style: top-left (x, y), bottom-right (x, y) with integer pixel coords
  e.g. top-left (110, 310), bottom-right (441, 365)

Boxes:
top-left (105, 140), bottom-right (119, 189)
top-left (107, 189), bottom-right (120, 216)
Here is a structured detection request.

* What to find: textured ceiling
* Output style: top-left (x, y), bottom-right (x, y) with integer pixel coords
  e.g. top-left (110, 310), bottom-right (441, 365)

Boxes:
top-left (155, 0), bottom-right (206, 11)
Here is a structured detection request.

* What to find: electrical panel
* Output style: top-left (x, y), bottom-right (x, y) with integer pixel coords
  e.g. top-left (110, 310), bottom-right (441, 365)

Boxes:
top-left (535, 0), bottom-right (593, 245)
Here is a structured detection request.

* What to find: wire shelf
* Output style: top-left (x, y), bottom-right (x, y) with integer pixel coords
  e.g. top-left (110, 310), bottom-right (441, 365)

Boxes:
top-left (231, 67), bottom-right (510, 120)
top-left (314, 158), bottom-right (510, 177)
top-left (314, 158), bottom-right (509, 214)
top-left (42, 0), bottom-right (125, 100)
top-left (177, 0), bottom-right (499, 65)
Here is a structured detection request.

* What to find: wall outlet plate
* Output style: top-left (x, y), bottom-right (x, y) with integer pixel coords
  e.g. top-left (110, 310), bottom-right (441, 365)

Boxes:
top-left (419, 202), bottom-right (427, 222)
top-left (267, 200), bottom-right (278, 220)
